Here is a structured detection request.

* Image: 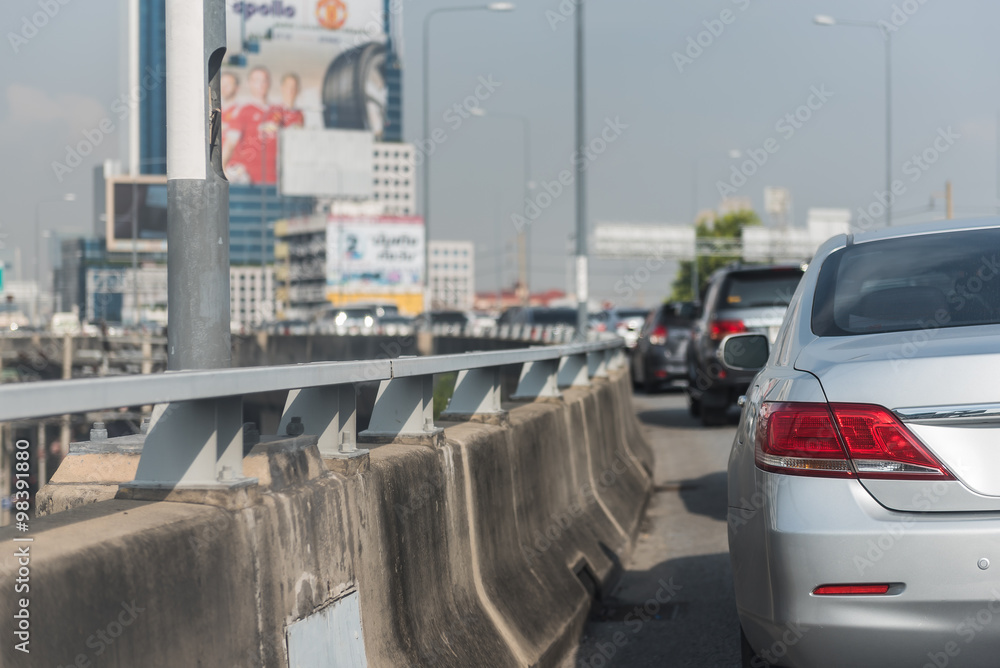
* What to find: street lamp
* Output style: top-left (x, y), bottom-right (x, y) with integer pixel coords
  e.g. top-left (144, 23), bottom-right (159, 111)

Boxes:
top-left (422, 2), bottom-right (515, 313)
top-left (470, 107), bottom-right (533, 305)
top-left (35, 193), bottom-right (76, 326)
top-left (814, 14), bottom-right (893, 225)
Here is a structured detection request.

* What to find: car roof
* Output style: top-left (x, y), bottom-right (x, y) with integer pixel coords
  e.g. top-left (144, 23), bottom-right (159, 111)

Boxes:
top-left (850, 217), bottom-right (1000, 245)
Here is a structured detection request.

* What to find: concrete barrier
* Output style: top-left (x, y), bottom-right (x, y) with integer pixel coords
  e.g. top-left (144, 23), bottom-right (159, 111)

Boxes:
top-left (1, 368), bottom-right (651, 667)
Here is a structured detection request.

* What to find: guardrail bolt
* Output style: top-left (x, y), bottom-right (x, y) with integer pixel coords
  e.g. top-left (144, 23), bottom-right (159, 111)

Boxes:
top-left (140, 416), bottom-right (151, 435)
top-left (90, 422), bottom-right (108, 441)
top-left (286, 416), bottom-right (305, 437)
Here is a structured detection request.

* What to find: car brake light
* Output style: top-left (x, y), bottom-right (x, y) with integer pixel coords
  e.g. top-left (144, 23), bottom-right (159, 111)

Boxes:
top-left (830, 404), bottom-right (953, 479)
top-left (813, 584), bottom-right (891, 596)
top-left (649, 325), bottom-right (668, 345)
top-left (755, 402), bottom-right (853, 477)
top-left (710, 319), bottom-right (746, 340)
top-left (755, 402), bottom-right (953, 480)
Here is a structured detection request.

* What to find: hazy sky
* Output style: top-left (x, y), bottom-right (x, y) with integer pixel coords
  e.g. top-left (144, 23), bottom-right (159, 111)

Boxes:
top-left (2, 0), bottom-right (999, 306)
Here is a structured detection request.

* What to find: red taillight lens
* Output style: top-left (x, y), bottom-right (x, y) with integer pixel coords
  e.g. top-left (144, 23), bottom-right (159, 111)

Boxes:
top-left (755, 402), bottom-right (853, 477)
top-left (649, 325), bottom-right (668, 345)
top-left (813, 584), bottom-right (891, 596)
top-left (831, 404), bottom-right (953, 480)
top-left (710, 319), bottom-right (746, 340)
top-left (755, 402), bottom-right (953, 480)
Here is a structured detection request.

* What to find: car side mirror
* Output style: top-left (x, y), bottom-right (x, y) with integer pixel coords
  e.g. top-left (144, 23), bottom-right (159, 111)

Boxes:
top-left (718, 333), bottom-right (769, 371)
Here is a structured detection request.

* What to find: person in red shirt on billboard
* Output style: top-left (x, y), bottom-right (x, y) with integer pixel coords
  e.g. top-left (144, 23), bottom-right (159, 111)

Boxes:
top-left (226, 66), bottom-right (277, 185)
top-left (220, 71), bottom-right (245, 182)
top-left (275, 73), bottom-right (305, 129)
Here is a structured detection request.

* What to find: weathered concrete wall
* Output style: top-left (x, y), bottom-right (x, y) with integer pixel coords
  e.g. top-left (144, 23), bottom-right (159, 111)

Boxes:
top-left (0, 369), bottom-right (651, 667)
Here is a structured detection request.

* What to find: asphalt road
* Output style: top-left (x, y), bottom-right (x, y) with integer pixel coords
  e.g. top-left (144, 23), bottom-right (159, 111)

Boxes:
top-left (567, 390), bottom-right (742, 668)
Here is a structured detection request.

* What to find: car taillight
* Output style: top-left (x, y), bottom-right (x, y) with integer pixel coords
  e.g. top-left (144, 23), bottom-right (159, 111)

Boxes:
top-left (755, 402), bottom-right (953, 480)
top-left (755, 402), bottom-right (853, 477)
top-left (710, 319), bottom-right (746, 340)
top-left (830, 404), bottom-right (953, 479)
top-left (649, 325), bottom-right (668, 345)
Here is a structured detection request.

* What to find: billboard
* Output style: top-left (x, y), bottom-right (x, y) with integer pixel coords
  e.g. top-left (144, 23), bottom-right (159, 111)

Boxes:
top-left (222, 0), bottom-right (388, 187)
top-left (279, 128), bottom-right (374, 198)
top-left (105, 176), bottom-right (169, 253)
top-left (326, 216), bottom-right (424, 294)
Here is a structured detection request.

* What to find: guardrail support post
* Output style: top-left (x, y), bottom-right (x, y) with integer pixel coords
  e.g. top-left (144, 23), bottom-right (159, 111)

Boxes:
top-left (588, 350), bottom-right (608, 379)
top-left (126, 397), bottom-right (254, 489)
top-left (441, 367), bottom-right (503, 417)
top-left (278, 385), bottom-right (363, 457)
top-left (512, 359), bottom-right (561, 400)
top-left (558, 353), bottom-right (589, 388)
top-left (361, 375), bottom-right (442, 441)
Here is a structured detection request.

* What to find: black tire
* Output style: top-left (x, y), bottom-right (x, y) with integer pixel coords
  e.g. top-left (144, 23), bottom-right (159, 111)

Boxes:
top-left (701, 405), bottom-right (727, 427)
top-left (688, 394), bottom-right (701, 417)
top-left (741, 627), bottom-right (773, 668)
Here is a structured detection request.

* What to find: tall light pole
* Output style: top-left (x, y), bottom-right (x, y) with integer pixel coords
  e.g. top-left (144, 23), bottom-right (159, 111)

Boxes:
top-left (574, 0), bottom-right (588, 337)
top-left (815, 14), bottom-right (893, 226)
top-left (422, 2), bottom-right (515, 312)
top-left (35, 193), bottom-right (76, 326)
top-left (470, 107), bottom-right (532, 305)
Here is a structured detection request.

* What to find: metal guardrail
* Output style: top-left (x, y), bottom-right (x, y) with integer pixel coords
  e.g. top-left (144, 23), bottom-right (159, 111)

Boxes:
top-left (4, 336), bottom-right (625, 491)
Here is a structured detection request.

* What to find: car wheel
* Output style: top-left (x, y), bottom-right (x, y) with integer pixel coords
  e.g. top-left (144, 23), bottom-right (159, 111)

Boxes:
top-left (741, 627), bottom-right (773, 668)
top-left (701, 405), bottom-right (727, 427)
top-left (688, 394), bottom-right (701, 417)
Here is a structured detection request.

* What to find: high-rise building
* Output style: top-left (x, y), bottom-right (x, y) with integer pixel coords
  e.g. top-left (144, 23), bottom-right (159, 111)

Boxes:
top-left (429, 241), bottom-right (475, 311)
top-left (135, 0), bottom-right (167, 175)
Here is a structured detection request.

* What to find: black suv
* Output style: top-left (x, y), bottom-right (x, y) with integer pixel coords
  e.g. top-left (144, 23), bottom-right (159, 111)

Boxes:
top-left (686, 264), bottom-right (805, 426)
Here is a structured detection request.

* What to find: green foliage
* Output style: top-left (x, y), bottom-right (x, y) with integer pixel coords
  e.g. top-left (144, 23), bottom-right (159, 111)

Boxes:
top-left (433, 372), bottom-right (458, 420)
top-left (669, 210), bottom-right (762, 302)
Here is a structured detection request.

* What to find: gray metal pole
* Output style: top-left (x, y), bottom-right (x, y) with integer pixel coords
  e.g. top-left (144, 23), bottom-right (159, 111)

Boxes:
top-left (165, 0), bottom-right (231, 370)
top-left (885, 32), bottom-right (892, 226)
top-left (575, 0), bottom-right (588, 337)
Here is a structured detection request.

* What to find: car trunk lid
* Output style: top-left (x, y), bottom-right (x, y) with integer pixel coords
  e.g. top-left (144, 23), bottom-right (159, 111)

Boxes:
top-left (795, 325), bottom-right (1000, 511)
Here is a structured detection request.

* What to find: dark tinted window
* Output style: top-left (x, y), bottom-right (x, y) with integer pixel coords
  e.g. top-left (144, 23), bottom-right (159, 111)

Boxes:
top-left (656, 302), bottom-right (695, 325)
top-left (432, 311), bottom-right (468, 325)
top-left (812, 228), bottom-right (1000, 336)
top-left (717, 270), bottom-right (802, 309)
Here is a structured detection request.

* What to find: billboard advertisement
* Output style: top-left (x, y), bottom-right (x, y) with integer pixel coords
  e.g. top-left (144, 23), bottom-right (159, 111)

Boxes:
top-left (105, 176), bottom-right (169, 253)
top-left (279, 128), bottom-right (374, 198)
top-left (326, 216), bottom-right (424, 294)
top-left (222, 0), bottom-right (388, 187)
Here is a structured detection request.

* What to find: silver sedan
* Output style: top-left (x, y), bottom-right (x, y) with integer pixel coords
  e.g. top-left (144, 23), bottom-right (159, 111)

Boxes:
top-left (724, 219), bottom-right (1000, 667)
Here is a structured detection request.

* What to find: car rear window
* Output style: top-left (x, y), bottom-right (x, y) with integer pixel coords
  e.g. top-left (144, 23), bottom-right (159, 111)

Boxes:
top-left (812, 228), bottom-right (1000, 336)
top-left (717, 270), bottom-right (802, 309)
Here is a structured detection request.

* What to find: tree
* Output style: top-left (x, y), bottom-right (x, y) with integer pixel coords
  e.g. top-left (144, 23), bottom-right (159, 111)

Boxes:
top-left (669, 209), bottom-right (762, 302)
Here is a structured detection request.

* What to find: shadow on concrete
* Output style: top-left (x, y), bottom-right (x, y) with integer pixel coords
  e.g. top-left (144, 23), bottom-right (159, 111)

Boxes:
top-left (654, 471), bottom-right (728, 524)
top-left (635, 404), bottom-right (740, 432)
top-left (572, 553), bottom-right (741, 667)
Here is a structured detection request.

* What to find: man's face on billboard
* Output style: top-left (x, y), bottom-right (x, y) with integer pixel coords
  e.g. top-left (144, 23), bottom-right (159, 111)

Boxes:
top-left (248, 68), bottom-right (270, 102)
top-left (281, 75), bottom-right (300, 107)
top-left (221, 73), bottom-right (238, 101)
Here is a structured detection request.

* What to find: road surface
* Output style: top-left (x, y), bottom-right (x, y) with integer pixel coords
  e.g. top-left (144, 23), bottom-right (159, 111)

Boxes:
top-left (568, 390), bottom-right (742, 667)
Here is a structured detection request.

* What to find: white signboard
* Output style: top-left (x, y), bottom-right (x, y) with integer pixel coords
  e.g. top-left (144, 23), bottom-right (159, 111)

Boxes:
top-left (593, 223), bottom-right (696, 259)
top-left (326, 216), bottom-right (424, 292)
top-left (227, 0), bottom-right (385, 49)
top-left (280, 128), bottom-right (374, 198)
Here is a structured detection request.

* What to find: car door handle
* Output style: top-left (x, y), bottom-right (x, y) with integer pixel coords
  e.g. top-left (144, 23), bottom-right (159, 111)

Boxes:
top-left (737, 395), bottom-right (747, 407)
